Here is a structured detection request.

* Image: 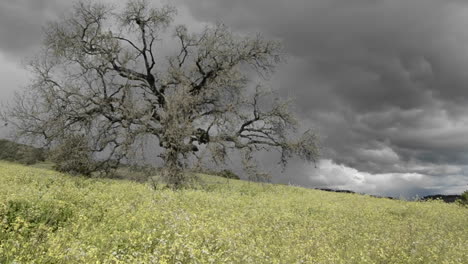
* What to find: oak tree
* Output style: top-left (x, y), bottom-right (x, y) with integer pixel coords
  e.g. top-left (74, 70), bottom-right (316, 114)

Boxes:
top-left (1, 0), bottom-right (318, 188)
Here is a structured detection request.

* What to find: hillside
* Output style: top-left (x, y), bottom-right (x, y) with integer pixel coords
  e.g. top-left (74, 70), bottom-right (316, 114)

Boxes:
top-left (0, 139), bottom-right (46, 165)
top-left (0, 162), bottom-right (467, 263)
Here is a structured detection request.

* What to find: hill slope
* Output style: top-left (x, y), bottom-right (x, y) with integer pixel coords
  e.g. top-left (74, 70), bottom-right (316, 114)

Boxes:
top-left (0, 162), bottom-right (467, 263)
top-left (0, 139), bottom-right (45, 165)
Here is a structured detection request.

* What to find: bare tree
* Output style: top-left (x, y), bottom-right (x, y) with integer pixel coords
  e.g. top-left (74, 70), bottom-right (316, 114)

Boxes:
top-left (1, 0), bottom-right (318, 188)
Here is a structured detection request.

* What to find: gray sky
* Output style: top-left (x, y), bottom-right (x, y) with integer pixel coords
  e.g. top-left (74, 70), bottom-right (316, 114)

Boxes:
top-left (1, 0), bottom-right (468, 198)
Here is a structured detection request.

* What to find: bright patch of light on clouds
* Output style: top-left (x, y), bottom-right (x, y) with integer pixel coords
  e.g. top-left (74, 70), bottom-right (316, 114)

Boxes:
top-left (308, 159), bottom-right (467, 198)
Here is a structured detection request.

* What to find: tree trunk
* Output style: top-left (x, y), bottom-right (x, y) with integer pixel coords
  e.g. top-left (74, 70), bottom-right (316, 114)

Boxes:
top-left (162, 147), bottom-right (186, 189)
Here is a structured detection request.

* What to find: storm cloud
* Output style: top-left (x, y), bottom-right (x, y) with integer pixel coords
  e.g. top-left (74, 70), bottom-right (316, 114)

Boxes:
top-left (0, 0), bottom-right (72, 125)
top-left (0, 0), bottom-right (71, 57)
top-left (1, 0), bottom-right (468, 197)
top-left (178, 0), bottom-right (468, 197)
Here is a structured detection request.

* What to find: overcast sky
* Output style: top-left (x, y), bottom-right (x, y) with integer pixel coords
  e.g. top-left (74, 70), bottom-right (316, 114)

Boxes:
top-left (1, 0), bottom-right (468, 198)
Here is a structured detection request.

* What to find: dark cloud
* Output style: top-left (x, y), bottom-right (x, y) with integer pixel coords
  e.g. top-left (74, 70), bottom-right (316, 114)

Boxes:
top-left (0, 0), bottom-right (72, 140)
top-left (0, 0), bottom-right (71, 57)
top-left (179, 0), bottom-right (468, 196)
top-left (180, 0), bottom-right (468, 107)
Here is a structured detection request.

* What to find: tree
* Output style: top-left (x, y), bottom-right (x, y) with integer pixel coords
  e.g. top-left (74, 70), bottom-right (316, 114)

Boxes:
top-left (1, 0), bottom-right (318, 188)
top-left (459, 190), bottom-right (468, 206)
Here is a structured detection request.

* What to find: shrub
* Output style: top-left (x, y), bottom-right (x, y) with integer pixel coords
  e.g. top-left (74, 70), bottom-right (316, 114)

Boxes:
top-left (48, 135), bottom-right (94, 176)
top-left (0, 140), bottom-right (17, 161)
top-left (458, 190), bottom-right (468, 206)
top-left (18, 147), bottom-right (46, 165)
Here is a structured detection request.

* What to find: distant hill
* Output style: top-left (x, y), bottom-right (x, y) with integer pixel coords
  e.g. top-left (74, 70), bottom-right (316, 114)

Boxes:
top-left (315, 188), bottom-right (466, 203)
top-left (316, 188), bottom-right (356, 194)
top-left (0, 139), bottom-right (46, 165)
top-left (421, 194), bottom-right (462, 203)
top-left (316, 188), bottom-right (397, 200)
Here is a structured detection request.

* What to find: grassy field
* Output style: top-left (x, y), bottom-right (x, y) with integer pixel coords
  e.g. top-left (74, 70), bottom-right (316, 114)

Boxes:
top-left (0, 161), bottom-right (467, 263)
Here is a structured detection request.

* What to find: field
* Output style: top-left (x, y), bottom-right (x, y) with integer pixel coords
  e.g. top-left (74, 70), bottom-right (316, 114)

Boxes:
top-left (0, 161), bottom-right (467, 263)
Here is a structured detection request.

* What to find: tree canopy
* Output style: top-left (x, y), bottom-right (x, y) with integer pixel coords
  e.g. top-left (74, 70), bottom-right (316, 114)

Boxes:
top-left (1, 0), bottom-right (318, 187)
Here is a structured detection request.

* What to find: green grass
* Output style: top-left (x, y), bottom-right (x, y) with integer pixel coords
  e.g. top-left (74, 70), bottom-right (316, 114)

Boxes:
top-left (0, 161), bottom-right (467, 263)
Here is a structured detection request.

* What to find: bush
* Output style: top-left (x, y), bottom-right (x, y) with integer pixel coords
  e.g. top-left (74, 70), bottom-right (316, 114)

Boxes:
top-left (458, 190), bottom-right (468, 206)
top-left (48, 135), bottom-right (94, 176)
top-left (18, 147), bottom-right (46, 165)
top-left (0, 140), bottom-right (17, 161)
